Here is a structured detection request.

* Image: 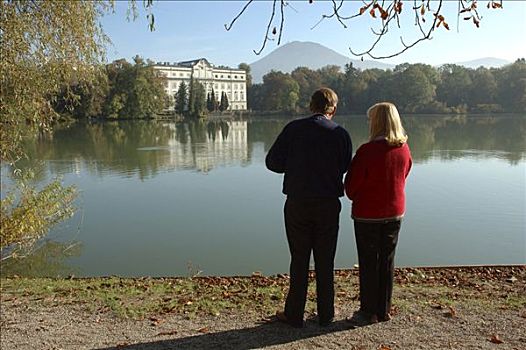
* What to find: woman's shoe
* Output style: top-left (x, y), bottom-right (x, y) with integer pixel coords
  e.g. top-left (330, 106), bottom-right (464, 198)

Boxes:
top-left (346, 310), bottom-right (378, 328)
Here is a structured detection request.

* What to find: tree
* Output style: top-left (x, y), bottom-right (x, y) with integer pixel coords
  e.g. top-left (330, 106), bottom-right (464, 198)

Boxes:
top-left (188, 80), bottom-right (207, 118)
top-left (220, 92), bottom-right (230, 112)
top-left (291, 67), bottom-right (322, 112)
top-left (1, 0), bottom-right (111, 161)
top-left (496, 59), bottom-right (526, 113)
top-left (437, 64), bottom-right (473, 108)
top-left (238, 63), bottom-right (253, 87)
top-left (0, 1), bottom-right (112, 259)
top-left (468, 67), bottom-right (498, 110)
top-left (207, 88), bottom-right (218, 112)
top-left (261, 71), bottom-right (300, 112)
top-left (102, 56), bottom-right (168, 119)
top-left (393, 64), bottom-right (438, 112)
top-left (175, 81), bottom-right (188, 115)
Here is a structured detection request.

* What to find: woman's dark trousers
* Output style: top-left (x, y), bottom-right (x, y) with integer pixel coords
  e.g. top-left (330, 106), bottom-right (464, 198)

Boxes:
top-left (354, 220), bottom-right (401, 319)
top-left (283, 197), bottom-right (341, 326)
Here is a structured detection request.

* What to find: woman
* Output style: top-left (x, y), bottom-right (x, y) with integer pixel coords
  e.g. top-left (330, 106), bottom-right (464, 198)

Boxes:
top-left (344, 102), bottom-right (412, 326)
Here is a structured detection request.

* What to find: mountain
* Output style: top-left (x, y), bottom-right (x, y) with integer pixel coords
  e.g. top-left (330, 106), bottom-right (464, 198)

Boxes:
top-left (454, 57), bottom-right (511, 69)
top-left (249, 41), bottom-right (393, 83)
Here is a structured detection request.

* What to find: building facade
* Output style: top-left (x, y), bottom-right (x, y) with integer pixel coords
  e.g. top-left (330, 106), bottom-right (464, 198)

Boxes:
top-left (153, 58), bottom-right (247, 111)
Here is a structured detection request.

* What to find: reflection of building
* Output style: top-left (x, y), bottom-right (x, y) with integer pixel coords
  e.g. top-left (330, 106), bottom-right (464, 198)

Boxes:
top-left (154, 58), bottom-right (247, 111)
top-left (166, 121), bottom-right (249, 172)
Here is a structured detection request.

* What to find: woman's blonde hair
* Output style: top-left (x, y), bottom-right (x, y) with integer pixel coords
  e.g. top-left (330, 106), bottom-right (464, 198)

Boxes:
top-left (309, 87), bottom-right (338, 115)
top-left (367, 102), bottom-right (408, 146)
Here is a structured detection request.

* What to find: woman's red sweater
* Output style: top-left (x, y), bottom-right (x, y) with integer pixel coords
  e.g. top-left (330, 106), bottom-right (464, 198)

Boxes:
top-left (344, 140), bottom-right (412, 221)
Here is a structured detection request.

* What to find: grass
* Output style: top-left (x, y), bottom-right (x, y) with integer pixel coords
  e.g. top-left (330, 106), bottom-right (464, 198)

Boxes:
top-left (1, 266), bottom-right (524, 320)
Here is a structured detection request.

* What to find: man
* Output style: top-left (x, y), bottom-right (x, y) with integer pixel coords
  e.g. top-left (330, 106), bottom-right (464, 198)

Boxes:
top-left (266, 87), bottom-right (353, 327)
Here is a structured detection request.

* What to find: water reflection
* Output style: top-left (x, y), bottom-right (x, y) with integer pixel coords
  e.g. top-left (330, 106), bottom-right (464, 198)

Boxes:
top-left (11, 116), bottom-right (526, 179)
top-left (2, 115), bottom-right (523, 277)
top-left (1, 241), bottom-right (82, 278)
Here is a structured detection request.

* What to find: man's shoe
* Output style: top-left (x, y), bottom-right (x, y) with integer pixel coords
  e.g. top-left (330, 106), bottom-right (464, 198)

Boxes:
top-left (346, 310), bottom-right (378, 328)
top-left (275, 311), bottom-right (304, 328)
top-left (378, 313), bottom-right (392, 322)
top-left (319, 317), bottom-right (334, 327)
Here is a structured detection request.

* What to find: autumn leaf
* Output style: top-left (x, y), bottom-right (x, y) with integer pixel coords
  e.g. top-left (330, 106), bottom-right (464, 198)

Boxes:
top-left (380, 9), bottom-right (388, 20)
top-left (420, 5), bottom-right (425, 16)
top-left (378, 345), bottom-right (392, 350)
top-left (156, 330), bottom-right (178, 337)
top-left (197, 327), bottom-right (209, 333)
top-left (359, 6), bottom-right (368, 15)
top-left (444, 306), bottom-right (457, 318)
top-left (443, 21), bottom-right (450, 30)
top-left (272, 27), bottom-right (277, 35)
top-left (492, 2), bottom-right (502, 9)
top-left (489, 334), bottom-right (504, 344)
top-left (395, 1), bottom-right (403, 14)
top-left (370, 8), bottom-right (376, 18)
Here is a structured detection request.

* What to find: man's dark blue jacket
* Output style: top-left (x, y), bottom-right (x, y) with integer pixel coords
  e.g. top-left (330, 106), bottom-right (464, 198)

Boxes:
top-left (265, 114), bottom-right (353, 198)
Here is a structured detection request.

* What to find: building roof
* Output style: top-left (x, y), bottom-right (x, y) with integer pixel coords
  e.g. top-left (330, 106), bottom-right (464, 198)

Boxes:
top-left (177, 58), bottom-right (210, 67)
top-left (153, 58), bottom-right (245, 73)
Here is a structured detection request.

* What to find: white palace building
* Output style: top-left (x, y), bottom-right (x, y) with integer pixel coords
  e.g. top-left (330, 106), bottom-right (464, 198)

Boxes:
top-left (153, 58), bottom-right (247, 111)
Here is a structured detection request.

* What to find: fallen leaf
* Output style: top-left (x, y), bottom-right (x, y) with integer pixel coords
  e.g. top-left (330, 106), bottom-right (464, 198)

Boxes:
top-left (489, 334), bottom-right (504, 344)
top-left (197, 327), bottom-right (209, 333)
top-left (444, 306), bottom-right (457, 318)
top-left (506, 276), bottom-right (518, 283)
top-left (156, 330), bottom-right (178, 337)
top-left (378, 345), bottom-right (392, 350)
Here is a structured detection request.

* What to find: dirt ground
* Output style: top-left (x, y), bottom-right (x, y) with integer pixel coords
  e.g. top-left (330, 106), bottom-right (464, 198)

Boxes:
top-left (1, 266), bottom-right (525, 350)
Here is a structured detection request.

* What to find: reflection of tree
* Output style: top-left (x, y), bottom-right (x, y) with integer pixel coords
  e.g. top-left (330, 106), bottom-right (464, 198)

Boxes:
top-left (255, 115), bottom-right (525, 165)
top-left (403, 116), bottom-right (526, 165)
top-left (1, 240), bottom-right (82, 278)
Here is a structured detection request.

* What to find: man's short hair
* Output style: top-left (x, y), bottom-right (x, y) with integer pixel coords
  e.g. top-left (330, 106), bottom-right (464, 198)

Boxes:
top-left (309, 88), bottom-right (338, 115)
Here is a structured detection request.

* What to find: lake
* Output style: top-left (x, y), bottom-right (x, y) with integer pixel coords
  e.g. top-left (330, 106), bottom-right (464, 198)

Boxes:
top-left (2, 115), bottom-right (525, 277)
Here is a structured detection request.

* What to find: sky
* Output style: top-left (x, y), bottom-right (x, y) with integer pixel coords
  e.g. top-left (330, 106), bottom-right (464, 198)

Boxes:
top-left (101, 0), bottom-right (526, 68)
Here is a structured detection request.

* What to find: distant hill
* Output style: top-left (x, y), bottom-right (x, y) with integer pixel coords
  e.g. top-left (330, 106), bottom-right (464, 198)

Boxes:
top-left (249, 41), bottom-right (393, 83)
top-left (248, 41), bottom-right (513, 83)
top-left (454, 57), bottom-right (511, 69)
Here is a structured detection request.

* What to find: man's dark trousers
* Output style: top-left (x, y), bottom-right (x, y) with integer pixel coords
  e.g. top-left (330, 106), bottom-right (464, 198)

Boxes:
top-left (283, 196), bottom-right (341, 326)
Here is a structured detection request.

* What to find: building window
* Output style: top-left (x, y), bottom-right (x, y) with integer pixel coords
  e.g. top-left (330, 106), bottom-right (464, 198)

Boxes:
top-left (228, 75), bottom-right (231, 78)
top-left (214, 83), bottom-right (218, 89)
top-left (241, 75), bottom-right (245, 79)
top-left (240, 92), bottom-right (244, 100)
top-left (221, 75), bottom-right (224, 78)
top-left (215, 75), bottom-right (218, 78)
top-left (234, 75), bottom-right (238, 79)
top-left (221, 83), bottom-right (225, 89)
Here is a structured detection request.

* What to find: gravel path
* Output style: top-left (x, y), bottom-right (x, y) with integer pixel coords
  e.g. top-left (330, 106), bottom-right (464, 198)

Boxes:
top-left (2, 267), bottom-right (525, 350)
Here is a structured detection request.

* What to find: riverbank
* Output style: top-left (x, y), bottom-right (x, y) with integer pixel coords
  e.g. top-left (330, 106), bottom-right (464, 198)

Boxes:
top-left (1, 266), bottom-right (524, 349)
